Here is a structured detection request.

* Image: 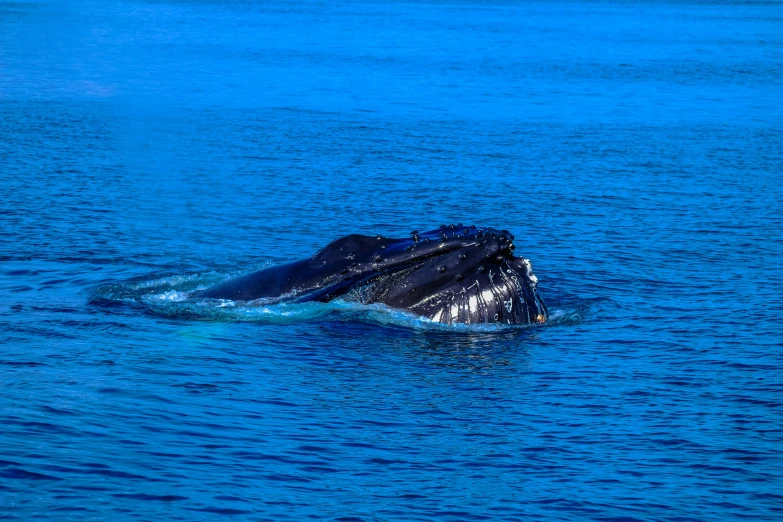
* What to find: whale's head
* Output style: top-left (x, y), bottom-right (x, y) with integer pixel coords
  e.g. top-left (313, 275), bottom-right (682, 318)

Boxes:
top-left (198, 224), bottom-right (548, 325)
top-left (312, 225), bottom-right (548, 325)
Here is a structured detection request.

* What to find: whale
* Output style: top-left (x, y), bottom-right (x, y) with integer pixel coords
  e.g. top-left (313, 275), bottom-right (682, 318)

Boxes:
top-left (195, 225), bottom-right (548, 325)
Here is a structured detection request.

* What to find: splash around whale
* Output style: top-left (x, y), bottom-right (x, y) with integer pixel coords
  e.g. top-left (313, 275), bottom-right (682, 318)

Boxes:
top-left (195, 225), bottom-right (548, 325)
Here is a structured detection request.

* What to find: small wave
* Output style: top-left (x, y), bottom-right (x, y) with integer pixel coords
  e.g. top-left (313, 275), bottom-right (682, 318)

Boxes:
top-left (544, 307), bottom-right (586, 327)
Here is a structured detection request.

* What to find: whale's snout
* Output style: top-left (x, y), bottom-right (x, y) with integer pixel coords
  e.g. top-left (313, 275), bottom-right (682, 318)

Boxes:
top-left (509, 256), bottom-right (538, 287)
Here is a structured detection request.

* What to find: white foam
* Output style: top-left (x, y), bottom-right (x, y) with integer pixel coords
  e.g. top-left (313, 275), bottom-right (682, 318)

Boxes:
top-left (95, 270), bottom-right (560, 331)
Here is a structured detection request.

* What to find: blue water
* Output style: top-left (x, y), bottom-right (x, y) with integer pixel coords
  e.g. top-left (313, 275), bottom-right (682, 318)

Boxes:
top-left (2, 0), bottom-right (782, 519)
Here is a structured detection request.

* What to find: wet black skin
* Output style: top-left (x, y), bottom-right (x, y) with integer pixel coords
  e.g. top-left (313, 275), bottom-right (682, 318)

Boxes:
top-left (195, 225), bottom-right (548, 325)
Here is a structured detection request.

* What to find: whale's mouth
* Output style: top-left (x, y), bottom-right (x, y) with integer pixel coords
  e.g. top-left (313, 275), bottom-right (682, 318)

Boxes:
top-left (329, 226), bottom-right (548, 326)
top-left (410, 258), bottom-right (547, 325)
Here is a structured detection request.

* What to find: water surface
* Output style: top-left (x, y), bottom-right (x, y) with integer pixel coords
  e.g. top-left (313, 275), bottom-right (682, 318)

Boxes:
top-left (1, 0), bottom-right (782, 520)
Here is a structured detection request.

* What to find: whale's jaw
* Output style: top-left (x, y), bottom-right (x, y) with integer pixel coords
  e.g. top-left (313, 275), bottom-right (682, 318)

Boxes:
top-left (356, 228), bottom-right (547, 325)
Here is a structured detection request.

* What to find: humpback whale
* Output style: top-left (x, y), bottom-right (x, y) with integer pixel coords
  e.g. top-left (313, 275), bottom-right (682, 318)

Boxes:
top-left (196, 225), bottom-right (547, 325)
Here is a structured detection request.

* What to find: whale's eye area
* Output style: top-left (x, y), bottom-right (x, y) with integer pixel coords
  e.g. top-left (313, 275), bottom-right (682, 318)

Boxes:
top-left (438, 266), bottom-right (446, 273)
top-left (459, 254), bottom-right (467, 260)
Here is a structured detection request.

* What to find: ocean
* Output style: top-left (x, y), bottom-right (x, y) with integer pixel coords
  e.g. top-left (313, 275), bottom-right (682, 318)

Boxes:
top-left (1, 0), bottom-right (782, 520)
